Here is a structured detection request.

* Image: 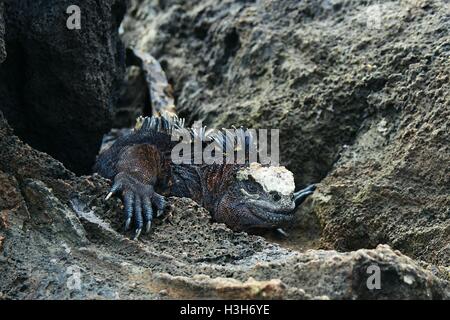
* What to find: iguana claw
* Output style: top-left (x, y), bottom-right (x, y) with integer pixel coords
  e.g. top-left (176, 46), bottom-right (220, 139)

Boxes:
top-left (106, 172), bottom-right (169, 239)
top-left (294, 184), bottom-right (316, 207)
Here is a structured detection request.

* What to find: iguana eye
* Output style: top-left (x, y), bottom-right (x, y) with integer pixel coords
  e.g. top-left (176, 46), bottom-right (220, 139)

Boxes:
top-left (246, 184), bottom-right (258, 194)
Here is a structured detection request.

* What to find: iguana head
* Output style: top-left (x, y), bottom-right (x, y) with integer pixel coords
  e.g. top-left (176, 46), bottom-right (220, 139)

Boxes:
top-left (214, 163), bottom-right (298, 232)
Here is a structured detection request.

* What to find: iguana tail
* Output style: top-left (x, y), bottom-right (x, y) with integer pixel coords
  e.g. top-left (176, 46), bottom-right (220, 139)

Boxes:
top-left (128, 48), bottom-right (176, 118)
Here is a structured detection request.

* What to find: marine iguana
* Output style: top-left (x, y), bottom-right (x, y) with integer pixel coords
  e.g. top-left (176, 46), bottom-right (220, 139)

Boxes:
top-left (94, 50), bottom-right (315, 239)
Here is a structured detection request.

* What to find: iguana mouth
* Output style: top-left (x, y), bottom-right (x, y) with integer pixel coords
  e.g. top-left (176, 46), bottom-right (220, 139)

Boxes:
top-left (252, 209), bottom-right (295, 224)
top-left (245, 200), bottom-right (296, 226)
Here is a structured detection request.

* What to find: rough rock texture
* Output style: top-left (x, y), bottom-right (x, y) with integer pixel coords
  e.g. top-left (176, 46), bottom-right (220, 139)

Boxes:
top-left (121, 0), bottom-right (450, 265)
top-left (0, 3), bottom-right (5, 64)
top-left (114, 66), bottom-right (149, 128)
top-left (0, 0), bottom-right (127, 174)
top-left (0, 116), bottom-right (449, 299)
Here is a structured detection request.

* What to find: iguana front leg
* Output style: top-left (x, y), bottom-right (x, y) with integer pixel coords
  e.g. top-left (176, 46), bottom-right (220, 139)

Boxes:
top-left (106, 143), bottom-right (168, 239)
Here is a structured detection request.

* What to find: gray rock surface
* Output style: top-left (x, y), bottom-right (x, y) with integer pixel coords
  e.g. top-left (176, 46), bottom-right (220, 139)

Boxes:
top-left (0, 3), bottom-right (5, 64)
top-left (114, 66), bottom-right (149, 128)
top-left (121, 0), bottom-right (450, 266)
top-left (0, 0), bottom-right (127, 174)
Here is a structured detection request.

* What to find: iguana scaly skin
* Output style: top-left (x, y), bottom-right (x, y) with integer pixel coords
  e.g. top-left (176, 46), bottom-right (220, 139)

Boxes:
top-left (94, 51), bottom-right (315, 239)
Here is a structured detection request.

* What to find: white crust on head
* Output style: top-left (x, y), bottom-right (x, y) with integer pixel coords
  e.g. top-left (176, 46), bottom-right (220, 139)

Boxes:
top-left (236, 163), bottom-right (295, 195)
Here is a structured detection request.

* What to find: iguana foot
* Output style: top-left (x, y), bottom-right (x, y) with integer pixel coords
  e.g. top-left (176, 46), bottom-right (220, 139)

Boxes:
top-left (105, 172), bottom-right (169, 239)
top-left (293, 184), bottom-right (316, 208)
